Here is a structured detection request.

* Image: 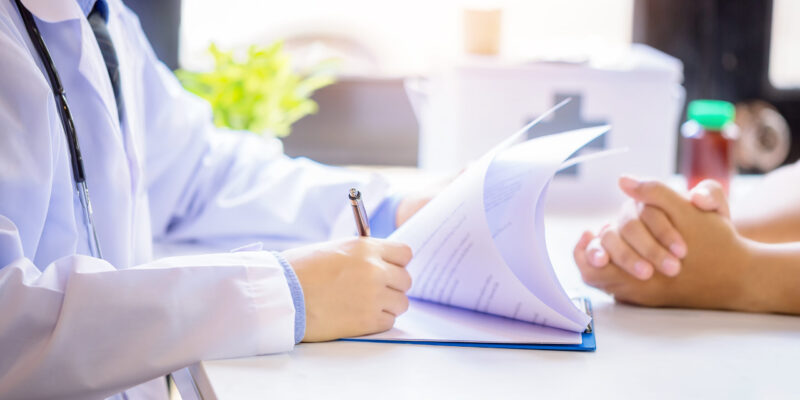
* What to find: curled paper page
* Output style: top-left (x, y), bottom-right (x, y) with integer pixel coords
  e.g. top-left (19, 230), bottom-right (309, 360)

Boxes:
top-left (390, 126), bottom-right (609, 332)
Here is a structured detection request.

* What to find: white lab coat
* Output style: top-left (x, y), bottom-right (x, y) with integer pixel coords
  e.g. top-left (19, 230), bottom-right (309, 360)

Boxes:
top-left (0, 0), bottom-right (388, 399)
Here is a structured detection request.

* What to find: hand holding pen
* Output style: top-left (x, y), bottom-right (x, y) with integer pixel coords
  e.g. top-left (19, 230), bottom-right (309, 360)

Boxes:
top-left (278, 188), bottom-right (412, 341)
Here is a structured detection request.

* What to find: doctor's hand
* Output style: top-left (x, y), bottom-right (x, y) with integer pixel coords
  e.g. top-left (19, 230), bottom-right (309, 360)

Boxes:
top-left (282, 237), bottom-right (413, 342)
top-left (394, 177), bottom-right (454, 228)
top-left (574, 177), bottom-right (757, 311)
top-left (582, 178), bottom-right (729, 280)
top-left (396, 194), bottom-right (432, 228)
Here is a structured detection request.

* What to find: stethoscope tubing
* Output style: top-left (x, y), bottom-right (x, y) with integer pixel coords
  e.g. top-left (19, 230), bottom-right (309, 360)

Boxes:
top-left (14, 0), bottom-right (103, 258)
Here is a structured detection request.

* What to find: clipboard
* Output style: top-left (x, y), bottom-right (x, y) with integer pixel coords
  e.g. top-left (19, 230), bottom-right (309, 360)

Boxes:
top-left (341, 297), bottom-right (596, 352)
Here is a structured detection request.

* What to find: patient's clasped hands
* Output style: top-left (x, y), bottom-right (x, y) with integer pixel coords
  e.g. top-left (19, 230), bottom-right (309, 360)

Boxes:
top-left (574, 176), bottom-right (774, 312)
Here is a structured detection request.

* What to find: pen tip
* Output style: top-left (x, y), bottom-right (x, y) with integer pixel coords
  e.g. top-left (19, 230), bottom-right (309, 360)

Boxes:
top-left (349, 188), bottom-right (360, 200)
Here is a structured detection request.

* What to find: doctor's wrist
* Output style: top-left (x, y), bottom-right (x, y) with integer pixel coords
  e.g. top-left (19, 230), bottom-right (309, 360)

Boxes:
top-left (281, 238), bottom-right (412, 342)
top-left (272, 251), bottom-right (306, 344)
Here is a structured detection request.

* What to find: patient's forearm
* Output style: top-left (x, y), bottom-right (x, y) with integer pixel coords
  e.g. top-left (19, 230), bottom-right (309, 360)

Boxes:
top-left (736, 215), bottom-right (800, 243)
top-left (733, 162), bottom-right (800, 243)
top-left (743, 240), bottom-right (800, 315)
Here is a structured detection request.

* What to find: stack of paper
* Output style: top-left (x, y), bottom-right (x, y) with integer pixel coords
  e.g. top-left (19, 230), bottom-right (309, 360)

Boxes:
top-left (348, 106), bottom-right (608, 350)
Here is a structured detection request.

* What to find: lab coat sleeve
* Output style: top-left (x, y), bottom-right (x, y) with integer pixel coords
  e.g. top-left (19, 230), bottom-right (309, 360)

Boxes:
top-left (0, 219), bottom-right (296, 400)
top-left (0, 22), bottom-right (296, 399)
top-left (125, 8), bottom-right (389, 249)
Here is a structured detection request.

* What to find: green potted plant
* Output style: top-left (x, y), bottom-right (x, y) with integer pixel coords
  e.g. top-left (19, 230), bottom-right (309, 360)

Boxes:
top-left (176, 41), bottom-right (336, 137)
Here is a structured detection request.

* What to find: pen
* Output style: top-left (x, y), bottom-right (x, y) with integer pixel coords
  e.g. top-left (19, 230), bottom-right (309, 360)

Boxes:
top-left (349, 188), bottom-right (370, 237)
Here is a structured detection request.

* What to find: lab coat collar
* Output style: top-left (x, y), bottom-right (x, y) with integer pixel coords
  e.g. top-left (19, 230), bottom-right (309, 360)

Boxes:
top-left (17, 0), bottom-right (127, 158)
top-left (18, 0), bottom-right (84, 22)
top-left (76, 0), bottom-right (98, 17)
top-left (19, 0), bottom-right (119, 23)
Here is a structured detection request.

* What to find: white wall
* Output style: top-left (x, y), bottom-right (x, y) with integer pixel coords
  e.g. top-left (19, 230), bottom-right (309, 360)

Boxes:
top-left (179, 0), bottom-right (634, 75)
top-left (770, 0), bottom-right (800, 88)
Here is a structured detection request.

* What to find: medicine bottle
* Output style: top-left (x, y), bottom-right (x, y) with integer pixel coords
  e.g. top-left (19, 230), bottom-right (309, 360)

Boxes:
top-left (680, 100), bottom-right (737, 195)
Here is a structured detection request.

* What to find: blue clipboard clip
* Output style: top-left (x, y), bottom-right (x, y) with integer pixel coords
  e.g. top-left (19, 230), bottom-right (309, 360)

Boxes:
top-left (578, 297), bottom-right (594, 334)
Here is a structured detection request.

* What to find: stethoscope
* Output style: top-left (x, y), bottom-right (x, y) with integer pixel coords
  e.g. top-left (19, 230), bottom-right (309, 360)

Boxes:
top-left (15, 0), bottom-right (103, 258)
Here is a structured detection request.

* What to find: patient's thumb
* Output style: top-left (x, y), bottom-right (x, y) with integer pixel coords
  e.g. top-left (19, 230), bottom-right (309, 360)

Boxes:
top-left (689, 180), bottom-right (730, 217)
top-left (617, 175), bottom-right (686, 217)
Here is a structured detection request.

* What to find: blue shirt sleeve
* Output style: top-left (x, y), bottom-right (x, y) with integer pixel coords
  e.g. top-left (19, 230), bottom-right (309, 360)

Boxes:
top-left (369, 195), bottom-right (403, 238)
top-left (272, 251), bottom-right (306, 344)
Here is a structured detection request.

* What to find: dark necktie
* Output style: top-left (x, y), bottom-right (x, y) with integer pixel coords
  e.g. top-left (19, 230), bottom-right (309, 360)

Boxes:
top-left (87, 1), bottom-right (124, 120)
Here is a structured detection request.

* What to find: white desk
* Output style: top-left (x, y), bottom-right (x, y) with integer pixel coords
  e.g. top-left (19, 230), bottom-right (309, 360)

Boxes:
top-left (172, 176), bottom-right (799, 399)
top-left (178, 213), bottom-right (798, 400)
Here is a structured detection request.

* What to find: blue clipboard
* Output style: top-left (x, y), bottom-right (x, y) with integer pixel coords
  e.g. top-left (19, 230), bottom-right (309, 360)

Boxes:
top-left (341, 297), bottom-right (596, 352)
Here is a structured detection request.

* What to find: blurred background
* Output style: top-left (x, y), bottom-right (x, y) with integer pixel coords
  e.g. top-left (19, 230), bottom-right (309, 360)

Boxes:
top-left (126, 0), bottom-right (800, 201)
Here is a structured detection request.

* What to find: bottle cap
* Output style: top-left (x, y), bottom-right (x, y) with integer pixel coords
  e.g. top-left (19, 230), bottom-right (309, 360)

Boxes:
top-left (687, 100), bottom-right (736, 130)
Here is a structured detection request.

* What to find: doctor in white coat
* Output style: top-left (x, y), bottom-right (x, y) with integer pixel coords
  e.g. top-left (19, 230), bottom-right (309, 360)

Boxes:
top-left (0, 0), bottom-right (422, 399)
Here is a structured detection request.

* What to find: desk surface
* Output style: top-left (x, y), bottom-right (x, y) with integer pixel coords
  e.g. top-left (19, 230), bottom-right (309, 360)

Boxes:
top-left (187, 179), bottom-right (800, 400)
